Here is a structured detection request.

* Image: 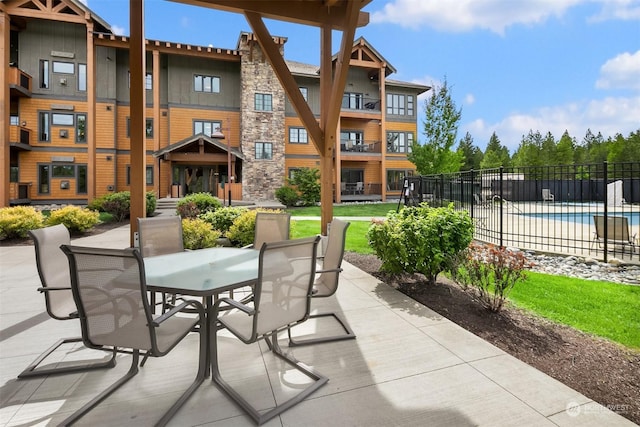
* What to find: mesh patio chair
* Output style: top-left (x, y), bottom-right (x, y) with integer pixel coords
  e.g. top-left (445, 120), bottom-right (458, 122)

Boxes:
top-left (288, 219), bottom-right (356, 346)
top-left (250, 211), bottom-right (291, 248)
top-left (59, 245), bottom-right (206, 427)
top-left (212, 236), bottom-right (327, 425)
top-left (137, 216), bottom-right (184, 310)
top-left (592, 215), bottom-right (637, 253)
top-left (19, 224), bottom-right (116, 379)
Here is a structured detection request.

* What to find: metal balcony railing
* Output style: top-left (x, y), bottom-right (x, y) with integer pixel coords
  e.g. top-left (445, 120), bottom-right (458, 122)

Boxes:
top-left (340, 139), bottom-right (382, 154)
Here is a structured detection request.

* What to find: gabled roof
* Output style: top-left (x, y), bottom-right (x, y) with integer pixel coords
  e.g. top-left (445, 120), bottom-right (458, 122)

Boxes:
top-left (153, 133), bottom-right (246, 160)
top-left (343, 36), bottom-right (397, 76)
top-left (2, 0), bottom-right (111, 33)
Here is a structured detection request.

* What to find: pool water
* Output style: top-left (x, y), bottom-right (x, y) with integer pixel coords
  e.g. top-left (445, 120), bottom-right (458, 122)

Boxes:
top-left (521, 212), bottom-right (640, 227)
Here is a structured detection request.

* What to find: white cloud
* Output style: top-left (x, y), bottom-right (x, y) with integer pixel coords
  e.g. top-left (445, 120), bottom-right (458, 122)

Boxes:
top-left (596, 50), bottom-right (640, 90)
top-left (370, 0), bottom-right (582, 34)
top-left (371, 0), bottom-right (638, 34)
top-left (111, 25), bottom-right (125, 36)
top-left (462, 96), bottom-right (640, 151)
top-left (464, 93), bottom-right (476, 106)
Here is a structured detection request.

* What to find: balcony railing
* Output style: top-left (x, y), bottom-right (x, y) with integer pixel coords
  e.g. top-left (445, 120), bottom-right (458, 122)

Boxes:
top-left (341, 95), bottom-right (381, 112)
top-left (340, 139), bottom-right (382, 154)
top-left (340, 182), bottom-right (382, 196)
top-left (9, 66), bottom-right (32, 95)
top-left (9, 125), bottom-right (32, 147)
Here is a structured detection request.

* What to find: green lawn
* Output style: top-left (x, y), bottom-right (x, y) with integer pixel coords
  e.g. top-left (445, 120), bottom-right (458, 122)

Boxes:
top-left (287, 202), bottom-right (399, 217)
top-left (510, 272), bottom-right (640, 349)
top-left (291, 220), bottom-right (374, 254)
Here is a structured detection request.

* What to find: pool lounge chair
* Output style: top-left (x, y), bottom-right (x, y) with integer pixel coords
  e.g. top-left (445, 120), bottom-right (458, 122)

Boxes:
top-left (592, 215), bottom-right (637, 253)
top-left (542, 189), bottom-right (555, 202)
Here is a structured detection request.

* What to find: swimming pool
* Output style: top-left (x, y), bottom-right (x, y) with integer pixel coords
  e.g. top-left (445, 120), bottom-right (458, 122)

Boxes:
top-left (521, 212), bottom-right (640, 227)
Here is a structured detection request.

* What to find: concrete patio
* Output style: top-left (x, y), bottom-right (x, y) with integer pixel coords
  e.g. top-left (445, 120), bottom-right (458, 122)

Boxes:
top-left (0, 224), bottom-right (635, 426)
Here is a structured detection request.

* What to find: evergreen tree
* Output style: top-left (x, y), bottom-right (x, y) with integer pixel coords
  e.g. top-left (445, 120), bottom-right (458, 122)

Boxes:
top-left (457, 132), bottom-right (483, 170)
top-left (408, 77), bottom-right (464, 174)
top-left (480, 132), bottom-right (510, 168)
top-left (556, 130), bottom-right (575, 165)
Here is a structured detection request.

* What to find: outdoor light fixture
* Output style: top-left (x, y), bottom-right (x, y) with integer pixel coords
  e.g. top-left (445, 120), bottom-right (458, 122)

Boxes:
top-left (210, 129), bottom-right (230, 206)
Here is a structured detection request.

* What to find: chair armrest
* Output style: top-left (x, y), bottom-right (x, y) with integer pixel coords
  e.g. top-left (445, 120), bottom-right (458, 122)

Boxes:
top-left (152, 299), bottom-right (204, 326)
top-left (37, 287), bottom-right (71, 292)
top-left (215, 297), bottom-right (255, 315)
top-left (316, 267), bottom-right (343, 275)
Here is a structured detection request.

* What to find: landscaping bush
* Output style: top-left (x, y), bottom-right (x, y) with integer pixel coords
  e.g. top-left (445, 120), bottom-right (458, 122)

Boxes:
top-left (87, 194), bottom-right (108, 212)
top-left (181, 218), bottom-right (221, 250)
top-left (46, 205), bottom-right (100, 233)
top-left (176, 193), bottom-right (221, 218)
top-left (275, 186), bottom-right (300, 207)
top-left (287, 168), bottom-right (320, 206)
top-left (226, 208), bottom-right (284, 247)
top-left (100, 191), bottom-right (156, 221)
top-left (367, 203), bottom-right (473, 285)
top-left (199, 206), bottom-right (248, 235)
top-left (452, 242), bottom-right (531, 312)
top-left (0, 206), bottom-right (45, 239)
top-left (102, 191), bottom-right (130, 222)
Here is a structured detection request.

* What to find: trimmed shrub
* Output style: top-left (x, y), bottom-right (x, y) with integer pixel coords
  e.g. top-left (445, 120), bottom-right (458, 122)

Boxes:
top-left (275, 186), bottom-right (300, 207)
top-left (226, 208), bottom-right (284, 247)
top-left (100, 191), bottom-right (156, 221)
top-left (46, 205), bottom-right (100, 233)
top-left (182, 218), bottom-right (221, 250)
top-left (367, 203), bottom-right (474, 285)
top-left (176, 193), bottom-right (221, 218)
top-left (199, 206), bottom-right (248, 235)
top-left (87, 195), bottom-right (108, 212)
top-left (0, 206), bottom-right (45, 239)
top-left (102, 191), bottom-right (130, 222)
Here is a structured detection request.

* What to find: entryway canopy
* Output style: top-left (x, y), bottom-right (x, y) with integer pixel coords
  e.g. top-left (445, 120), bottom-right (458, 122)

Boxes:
top-left (128, 0), bottom-right (372, 245)
top-left (153, 134), bottom-right (246, 161)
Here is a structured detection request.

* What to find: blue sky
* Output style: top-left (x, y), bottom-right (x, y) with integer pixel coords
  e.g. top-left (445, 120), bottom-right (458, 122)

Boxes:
top-left (82, 0), bottom-right (640, 153)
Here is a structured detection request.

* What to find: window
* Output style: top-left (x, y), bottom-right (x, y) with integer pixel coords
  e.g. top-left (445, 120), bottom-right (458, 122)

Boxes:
top-left (126, 117), bottom-right (154, 138)
top-left (10, 153), bottom-right (18, 183)
top-left (76, 114), bottom-right (86, 143)
top-left (194, 120), bottom-right (222, 137)
top-left (194, 74), bottom-right (220, 93)
top-left (52, 113), bottom-right (74, 126)
top-left (255, 93), bottom-right (272, 111)
top-left (39, 112), bottom-right (50, 142)
top-left (340, 130), bottom-right (363, 151)
top-left (127, 71), bottom-right (153, 89)
top-left (52, 61), bottom-right (74, 74)
top-left (77, 165), bottom-right (87, 194)
top-left (387, 94), bottom-right (414, 116)
top-left (126, 165), bottom-right (154, 185)
top-left (78, 64), bottom-right (87, 91)
top-left (255, 142), bottom-right (273, 160)
top-left (299, 87), bottom-right (308, 101)
top-left (39, 60), bottom-right (49, 89)
top-left (386, 169), bottom-right (414, 191)
top-left (342, 92), bottom-right (363, 109)
top-left (289, 127), bottom-right (308, 144)
top-left (288, 168), bottom-right (303, 180)
top-left (38, 165), bottom-right (50, 194)
top-left (52, 165), bottom-right (75, 178)
top-left (10, 116), bottom-right (19, 126)
top-left (386, 131), bottom-right (414, 153)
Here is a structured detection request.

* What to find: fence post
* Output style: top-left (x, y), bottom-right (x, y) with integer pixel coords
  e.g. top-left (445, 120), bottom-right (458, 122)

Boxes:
top-left (470, 169), bottom-right (475, 220)
top-left (440, 174), bottom-right (444, 201)
top-left (603, 161), bottom-right (608, 262)
top-left (499, 166), bottom-right (504, 249)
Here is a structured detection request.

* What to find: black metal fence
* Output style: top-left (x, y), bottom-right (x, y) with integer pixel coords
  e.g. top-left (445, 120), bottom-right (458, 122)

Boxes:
top-left (404, 162), bottom-right (640, 263)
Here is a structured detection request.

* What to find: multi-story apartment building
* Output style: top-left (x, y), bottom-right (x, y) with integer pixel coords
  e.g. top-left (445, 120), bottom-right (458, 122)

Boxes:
top-left (2, 0), bottom-right (428, 207)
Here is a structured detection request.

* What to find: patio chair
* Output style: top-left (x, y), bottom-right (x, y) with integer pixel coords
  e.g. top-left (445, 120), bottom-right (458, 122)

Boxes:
top-left (542, 188), bottom-right (555, 202)
top-left (252, 211), bottom-right (291, 248)
top-left (59, 245), bottom-right (206, 427)
top-left (19, 224), bottom-right (117, 379)
top-left (591, 215), bottom-right (637, 253)
top-left (212, 236), bottom-right (327, 425)
top-left (355, 181), bottom-right (364, 194)
top-left (289, 218), bottom-right (356, 346)
top-left (137, 215), bottom-right (184, 310)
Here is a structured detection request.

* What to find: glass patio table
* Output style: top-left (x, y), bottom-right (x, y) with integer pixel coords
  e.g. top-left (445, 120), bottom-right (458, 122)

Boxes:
top-left (144, 247), bottom-right (260, 375)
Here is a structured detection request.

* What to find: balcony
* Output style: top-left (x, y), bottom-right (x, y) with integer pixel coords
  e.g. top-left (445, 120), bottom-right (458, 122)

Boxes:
top-left (9, 125), bottom-right (32, 150)
top-left (339, 181), bottom-right (382, 202)
top-left (340, 139), bottom-right (382, 155)
top-left (9, 66), bottom-right (32, 97)
top-left (340, 95), bottom-right (381, 119)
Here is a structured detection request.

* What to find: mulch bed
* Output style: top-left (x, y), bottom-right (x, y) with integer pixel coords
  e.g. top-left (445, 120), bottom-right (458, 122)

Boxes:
top-left (344, 252), bottom-right (640, 425)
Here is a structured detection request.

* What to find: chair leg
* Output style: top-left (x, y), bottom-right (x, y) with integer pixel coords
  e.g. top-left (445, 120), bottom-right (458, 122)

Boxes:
top-left (18, 337), bottom-right (117, 379)
top-left (59, 349), bottom-right (140, 426)
top-left (288, 312), bottom-right (356, 346)
top-left (211, 329), bottom-right (328, 425)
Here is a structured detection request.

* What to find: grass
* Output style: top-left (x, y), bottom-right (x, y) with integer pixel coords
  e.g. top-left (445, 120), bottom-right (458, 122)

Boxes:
top-left (291, 220), bottom-right (374, 254)
top-left (287, 202), bottom-right (399, 217)
top-left (510, 271), bottom-right (640, 349)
